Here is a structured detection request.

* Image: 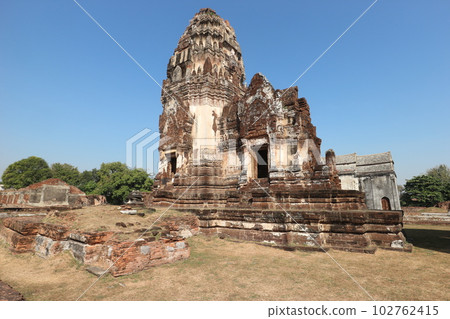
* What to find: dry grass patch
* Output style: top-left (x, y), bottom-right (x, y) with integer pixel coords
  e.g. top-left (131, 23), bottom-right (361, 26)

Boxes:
top-left (0, 224), bottom-right (448, 301)
top-left (41, 205), bottom-right (191, 240)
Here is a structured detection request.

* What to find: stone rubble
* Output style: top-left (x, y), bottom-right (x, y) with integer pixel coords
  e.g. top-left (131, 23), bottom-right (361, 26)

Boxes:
top-left (0, 217), bottom-right (191, 276)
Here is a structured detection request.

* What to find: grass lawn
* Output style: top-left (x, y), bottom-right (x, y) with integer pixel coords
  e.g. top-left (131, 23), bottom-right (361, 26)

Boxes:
top-left (0, 223), bottom-right (448, 301)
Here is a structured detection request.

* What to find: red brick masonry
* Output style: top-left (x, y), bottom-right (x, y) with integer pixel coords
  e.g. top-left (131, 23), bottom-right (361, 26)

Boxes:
top-left (0, 217), bottom-right (190, 276)
top-left (185, 208), bottom-right (412, 253)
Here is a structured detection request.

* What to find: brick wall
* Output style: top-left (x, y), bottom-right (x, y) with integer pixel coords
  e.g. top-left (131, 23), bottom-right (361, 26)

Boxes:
top-left (0, 179), bottom-right (105, 209)
top-left (0, 217), bottom-right (190, 276)
top-left (186, 208), bottom-right (412, 253)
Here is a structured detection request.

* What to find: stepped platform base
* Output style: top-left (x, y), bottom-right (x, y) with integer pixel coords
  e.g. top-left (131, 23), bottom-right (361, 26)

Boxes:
top-left (149, 185), bottom-right (367, 211)
top-left (173, 207), bottom-right (412, 253)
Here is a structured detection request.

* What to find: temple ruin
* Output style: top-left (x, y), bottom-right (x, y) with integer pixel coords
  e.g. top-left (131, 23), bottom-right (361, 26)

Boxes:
top-left (0, 178), bottom-right (106, 209)
top-left (148, 8), bottom-right (409, 252)
top-left (152, 8), bottom-right (363, 209)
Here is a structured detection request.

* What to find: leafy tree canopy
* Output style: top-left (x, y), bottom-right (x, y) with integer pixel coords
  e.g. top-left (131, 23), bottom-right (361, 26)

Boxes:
top-left (427, 164), bottom-right (450, 202)
top-left (78, 169), bottom-right (100, 194)
top-left (93, 162), bottom-right (153, 204)
top-left (401, 175), bottom-right (445, 207)
top-left (427, 164), bottom-right (450, 184)
top-left (1, 156), bottom-right (52, 189)
top-left (1, 158), bottom-right (154, 204)
top-left (51, 163), bottom-right (80, 186)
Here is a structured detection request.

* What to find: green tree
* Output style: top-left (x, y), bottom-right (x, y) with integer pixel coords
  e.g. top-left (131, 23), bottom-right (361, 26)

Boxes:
top-left (401, 175), bottom-right (444, 207)
top-left (1, 156), bottom-right (52, 189)
top-left (93, 162), bottom-right (153, 204)
top-left (427, 164), bottom-right (450, 184)
top-left (51, 163), bottom-right (80, 186)
top-left (426, 164), bottom-right (450, 201)
top-left (78, 169), bottom-right (100, 194)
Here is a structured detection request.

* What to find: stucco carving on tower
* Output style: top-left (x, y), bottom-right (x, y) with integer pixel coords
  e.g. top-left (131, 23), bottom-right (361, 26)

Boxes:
top-left (151, 8), bottom-right (365, 210)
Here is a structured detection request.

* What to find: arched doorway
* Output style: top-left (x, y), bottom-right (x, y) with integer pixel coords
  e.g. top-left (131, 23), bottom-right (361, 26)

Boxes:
top-left (256, 145), bottom-right (269, 178)
top-left (381, 197), bottom-right (391, 210)
top-left (166, 152), bottom-right (177, 175)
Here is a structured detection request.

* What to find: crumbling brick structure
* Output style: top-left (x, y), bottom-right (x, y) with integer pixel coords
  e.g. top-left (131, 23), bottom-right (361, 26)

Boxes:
top-left (147, 8), bottom-right (410, 252)
top-left (193, 208), bottom-right (411, 253)
top-left (0, 217), bottom-right (190, 276)
top-left (0, 179), bottom-right (105, 209)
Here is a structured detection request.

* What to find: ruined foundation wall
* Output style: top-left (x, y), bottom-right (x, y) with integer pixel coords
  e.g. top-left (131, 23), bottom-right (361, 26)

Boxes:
top-left (0, 179), bottom-right (101, 209)
top-left (182, 208), bottom-right (411, 253)
top-left (0, 218), bottom-right (190, 276)
top-left (402, 207), bottom-right (450, 225)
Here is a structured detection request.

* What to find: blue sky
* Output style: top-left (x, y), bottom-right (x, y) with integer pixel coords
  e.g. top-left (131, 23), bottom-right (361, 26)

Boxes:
top-left (0, 0), bottom-right (449, 184)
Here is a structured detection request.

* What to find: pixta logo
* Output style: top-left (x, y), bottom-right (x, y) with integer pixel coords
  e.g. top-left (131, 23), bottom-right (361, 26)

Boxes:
top-left (126, 129), bottom-right (161, 177)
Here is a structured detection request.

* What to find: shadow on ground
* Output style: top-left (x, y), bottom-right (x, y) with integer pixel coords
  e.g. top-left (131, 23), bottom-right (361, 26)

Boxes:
top-left (403, 227), bottom-right (450, 253)
top-left (0, 280), bottom-right (25, 301)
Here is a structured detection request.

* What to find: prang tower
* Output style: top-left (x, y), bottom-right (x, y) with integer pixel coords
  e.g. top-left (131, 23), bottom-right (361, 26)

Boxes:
top-left (158, 8), bottom-right (245, 179)
top-left (153, 8), bottom-right (365, 210)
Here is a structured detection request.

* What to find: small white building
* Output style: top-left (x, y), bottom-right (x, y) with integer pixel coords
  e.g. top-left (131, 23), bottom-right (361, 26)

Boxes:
top-left (333, 152), bottom-right (401, 210)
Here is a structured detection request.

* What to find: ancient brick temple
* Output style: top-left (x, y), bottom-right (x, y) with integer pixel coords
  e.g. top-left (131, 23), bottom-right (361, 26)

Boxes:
top-left (149, 8), bottom-right (409, 252)
top-left (152, 8), bottom-right (365, 210)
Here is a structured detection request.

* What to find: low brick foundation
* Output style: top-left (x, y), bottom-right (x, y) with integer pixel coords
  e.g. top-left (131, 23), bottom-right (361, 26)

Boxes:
top-left (0, 179), bottom-right (106, 210)
top-left (402, 208), bottom-right (450, 225)
top-left (0, 217), bottom-right (190, 276)
top-left (181, 208), bottom-right (411, 253)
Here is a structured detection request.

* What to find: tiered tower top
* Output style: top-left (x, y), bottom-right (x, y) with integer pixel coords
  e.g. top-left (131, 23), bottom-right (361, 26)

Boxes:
top-left (165, 8), bottom-right (245, 89)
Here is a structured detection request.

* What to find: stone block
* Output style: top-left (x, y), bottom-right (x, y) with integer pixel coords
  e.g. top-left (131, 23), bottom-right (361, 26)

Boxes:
top-left (68, 240), bottom-right (86, 262)
top-left (34, 235), bottom-right (67, 258)
top-left (69, 231), bottom-right (114, 245)
top-left (86, 266), bottom-right (109, 277)
top-left (2, 218), bottom-right (42, 236)
top-left (0, 226), bottom-right (35, 253)
top-left (38, 223), bottom-right (69, 241)
top-left (42, 186), bottom-right (68, 203)
top-left (140, 245), bottom-right (150, 255)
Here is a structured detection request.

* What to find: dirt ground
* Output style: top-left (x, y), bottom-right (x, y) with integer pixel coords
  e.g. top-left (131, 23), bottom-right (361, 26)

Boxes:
top-left (42, 205), bottom-right (191, 240)
top-left (42, 205), bottom-right (187, 230)
top-left (0, 207), bottom-right (448, 301)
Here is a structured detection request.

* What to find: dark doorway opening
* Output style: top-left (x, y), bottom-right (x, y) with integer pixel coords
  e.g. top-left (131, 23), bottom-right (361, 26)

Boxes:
top-left (381, 197), bottom-right (391, 210)
top-left (257, 147), bottom-right (269, 178)
top-left (167, 153), bottom-right (177, 175)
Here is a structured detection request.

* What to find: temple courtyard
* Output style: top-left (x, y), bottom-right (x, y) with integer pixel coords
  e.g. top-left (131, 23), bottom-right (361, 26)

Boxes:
top-left (0, 205), bottom-right (448, 301)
